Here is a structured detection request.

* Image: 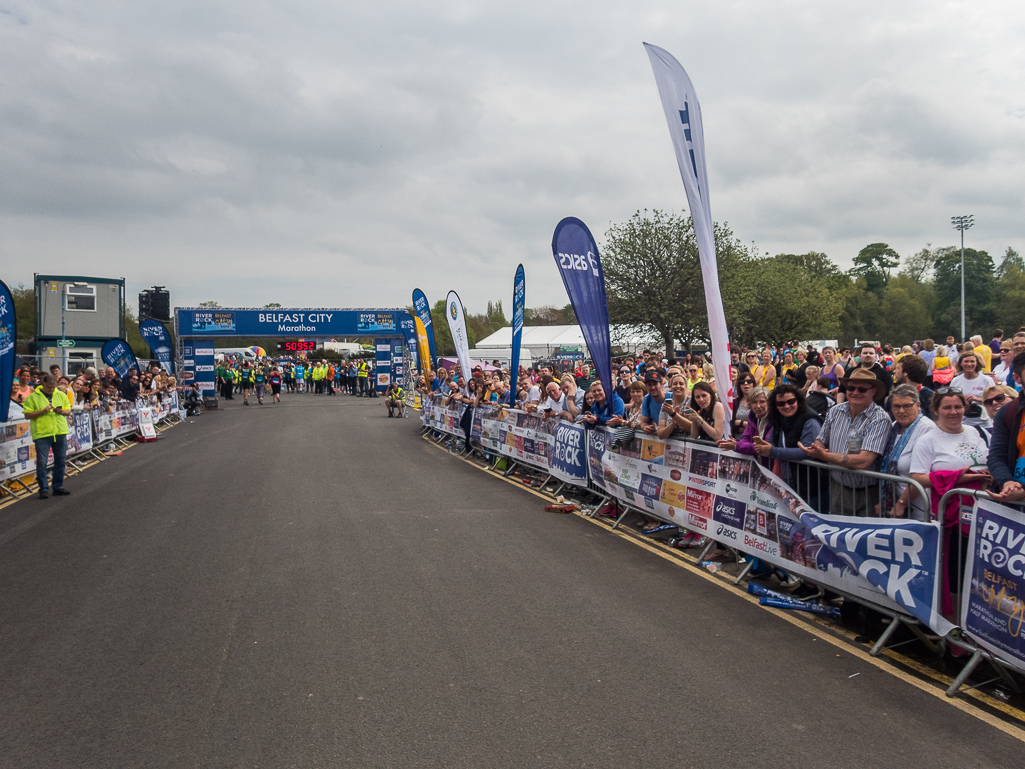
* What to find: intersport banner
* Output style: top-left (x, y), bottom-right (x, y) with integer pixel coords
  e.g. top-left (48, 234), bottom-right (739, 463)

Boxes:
top-left (644, 43), bottom-right (733, 420)
top-left (587, 427), bottom-right (948, 629)
top-left (102, 339), bottom-right (141, 379)
top-left (551, 218), bottom-right (612, 403)
top-left (446, 291), bottom-right (473, 381)
top-left (411, 289), bottom-right (437, 371)
top-left (139, 319), bottom-right (175, 375)
top-left (509, 264), bottom-right (525, 406)
top-left (962, 499), bottom-right (1025, 673)
top-left (0, 279), bottom-right (15, 423)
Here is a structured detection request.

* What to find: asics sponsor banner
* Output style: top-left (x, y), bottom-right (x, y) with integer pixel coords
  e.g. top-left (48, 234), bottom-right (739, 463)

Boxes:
top-left (139, 319), bottom-right (175, 375)
top-left (0, 279), bottom-right (15, 423)
top-left (92, 400), bottom-right (140, 441)
top-left (412, 289), bottom-right (437, 369)
top-left (552, 218), bottom-right (612, 405)
top-left (644, 43), bottom-right (733, 419)
top-left (495, 410), bottom-right (552, 471)
top-left (962, 499), bottom-right (1025, 673)
top-left (509, 264), bottom-right (525, 406)
top-left (445, 291), bottom-right (473, 382)
top-left (102, 339), bottom-right (140, 379)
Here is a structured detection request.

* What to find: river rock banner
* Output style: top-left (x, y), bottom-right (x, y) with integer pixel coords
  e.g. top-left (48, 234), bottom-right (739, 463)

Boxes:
top-left (962, 499), bottom-right (1025, 673)
top-left (139, 319), bottom-right (175, 376)
top-left (586, 427), bottom-right (949, 627)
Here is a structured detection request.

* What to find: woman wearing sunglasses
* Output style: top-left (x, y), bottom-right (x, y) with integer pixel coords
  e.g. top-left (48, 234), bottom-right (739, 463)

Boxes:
top-left (755, 384), bottom-right (825, 511)
top-left (730, 374), bottom-right (755, 438)
top-left (981, 384), bottom-right (1018, 432)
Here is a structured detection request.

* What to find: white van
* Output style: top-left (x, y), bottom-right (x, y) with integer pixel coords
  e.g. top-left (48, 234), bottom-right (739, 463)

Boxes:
top-left (215, 347), bottom-right (258, 362)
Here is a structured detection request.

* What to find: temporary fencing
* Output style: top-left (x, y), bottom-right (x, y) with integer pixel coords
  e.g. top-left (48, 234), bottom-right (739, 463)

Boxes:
top-left (413, 396), bottom-right (1024, 697)
top-left (1, 391), bottom-right (183, 499)
top-left (935, 489), bottom-right (1025, 696)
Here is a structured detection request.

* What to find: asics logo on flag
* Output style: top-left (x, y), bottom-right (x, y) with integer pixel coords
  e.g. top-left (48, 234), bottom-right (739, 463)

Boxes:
top-left (556, 251), bottom-right (598, 277)
top-left (677, 102), bottom-right (700, 193)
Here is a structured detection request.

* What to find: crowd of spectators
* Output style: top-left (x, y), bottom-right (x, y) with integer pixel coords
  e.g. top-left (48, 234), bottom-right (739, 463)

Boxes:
top-left (413, 328), bottom-right (1025, 524)
top-left (9, 361), bottom-right (180, 420)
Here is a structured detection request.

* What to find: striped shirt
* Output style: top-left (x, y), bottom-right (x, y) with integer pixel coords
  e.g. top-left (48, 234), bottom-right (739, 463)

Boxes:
top-left (816, 401), bottom-right (891, 488)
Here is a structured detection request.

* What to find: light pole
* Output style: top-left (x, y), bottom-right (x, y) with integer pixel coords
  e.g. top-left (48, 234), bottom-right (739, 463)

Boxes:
top-left (951, 215), bottom-right (974, 342)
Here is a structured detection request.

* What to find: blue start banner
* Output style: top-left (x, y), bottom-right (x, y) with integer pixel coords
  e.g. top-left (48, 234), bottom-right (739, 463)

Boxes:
top-left (139, 319), bottom-right (175, 376)
top-left (552, 217), bottom-right (612, 406)
top-left (509, 264), bottom-right (525, 406)
top-left (0, 279), bottom-right (15, 423)
top-left (411, 289), bottom-right (437, 369)
top-left (804, 513), bottom-right (952, 636)
top-left (963, 499), bottom-right (1025, 673)
top-left (101, 338), bottom-right (141, 379)
top-left (176, 308), bottom-right (405, 337)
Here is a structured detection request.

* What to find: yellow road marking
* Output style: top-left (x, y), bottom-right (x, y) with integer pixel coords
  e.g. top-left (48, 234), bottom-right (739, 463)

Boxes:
top-left (424, 435), bottom-right (1025, 742)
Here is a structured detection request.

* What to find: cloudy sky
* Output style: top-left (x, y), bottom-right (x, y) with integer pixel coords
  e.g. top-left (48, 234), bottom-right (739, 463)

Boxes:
top-left (2, 1), bottom-right (1023, 317)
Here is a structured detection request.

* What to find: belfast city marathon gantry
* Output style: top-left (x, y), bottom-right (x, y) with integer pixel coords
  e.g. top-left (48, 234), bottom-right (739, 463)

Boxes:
top-left (174, 307), bottom-right (417, 397)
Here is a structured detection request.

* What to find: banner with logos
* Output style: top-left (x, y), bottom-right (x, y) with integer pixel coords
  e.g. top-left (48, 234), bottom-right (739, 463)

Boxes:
top-left (421, 395), bottom-right (465, 438)
top-left (412, 289), bottom-right (437, 371)
top-left (962, 499), bottom-right (1025, 673)
top-left (139, 319), bottom-right (175, 375)
top-left (644, 43), bottom-right (733, 420)
top-left (546, 420), bottom-right (588, 485)
top-left (509, 264), bottom-right (525, 405)
top-left (551, 218), bottom-right (612, 404)
top-left (0, 279), bottom-right (15, 423)
top-left (101, 338), bottom-right (141, 379)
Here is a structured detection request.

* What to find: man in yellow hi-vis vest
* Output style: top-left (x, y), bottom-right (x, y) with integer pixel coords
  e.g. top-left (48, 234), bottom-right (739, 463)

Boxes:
top-left (357, 359), bottom-right (370, 397)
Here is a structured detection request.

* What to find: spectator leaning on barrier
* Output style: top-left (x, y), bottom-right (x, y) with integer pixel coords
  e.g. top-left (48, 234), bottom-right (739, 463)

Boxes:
top-left (718, 386), bottom-right (771, 466)
top-left (759, 384), bottom-right (824, 511)
top-left (559, 374), bottom-right (584, 421)
top-left (681, 381), bottom-right (725, 441)
top-left (799, 368), bottom-right (891, 516)
top-left (987, 352), bottom-right (1025, 501)
top-left (878, 383), bottom-right (936, 519)
top-left (22, 374), bottom-right (73, 500)
top-left (582, 380), bottom-right (624, 427)
top-left (638, 372), bottom-right (667, 435)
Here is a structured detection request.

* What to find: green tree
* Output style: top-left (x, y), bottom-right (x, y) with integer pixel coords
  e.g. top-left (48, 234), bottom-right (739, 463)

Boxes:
top-left (851, 243), bottom-right (900, 294)
top-left (932, 246), bottom-right (996, 338)
top-left (198, 300), bottom-right (221, 308)
top-left (991, 250), bottom-right (1025, 334)
top-left (11, 283), bottom-right (36, 352)
top-left (876, 274), bottom-right (934, 344)
top-left (602, 209), bottom-right (752, 354)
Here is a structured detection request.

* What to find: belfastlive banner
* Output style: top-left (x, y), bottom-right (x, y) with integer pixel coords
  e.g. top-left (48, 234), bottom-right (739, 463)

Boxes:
top-left (963, 499), bottom-right (1025, 673)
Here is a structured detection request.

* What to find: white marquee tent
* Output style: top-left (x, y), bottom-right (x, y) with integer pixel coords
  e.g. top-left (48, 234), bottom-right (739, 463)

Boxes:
top-left (474, 324), bottom-right (673, 359)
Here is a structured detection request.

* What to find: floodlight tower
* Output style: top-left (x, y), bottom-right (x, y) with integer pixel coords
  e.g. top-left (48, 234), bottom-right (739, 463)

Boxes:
top-left (951, 215), bottom-right (974, 342)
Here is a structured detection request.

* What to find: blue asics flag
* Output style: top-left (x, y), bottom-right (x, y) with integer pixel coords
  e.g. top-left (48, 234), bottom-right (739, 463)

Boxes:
top-left (0, 279), bottom-right (15, 422)
top-left (411, 288), bottom-right (437, 370)
top-left (102, 338), bottom-right (141, 379)
top-left (139, 319), bottom-right (175, 376)
top-left (509, 264), bottom-right (525, 406)
top-left (552, 218), bottom-right (612, 399)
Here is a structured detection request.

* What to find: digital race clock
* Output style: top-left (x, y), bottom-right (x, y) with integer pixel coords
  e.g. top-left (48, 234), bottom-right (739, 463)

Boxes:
top-left (277, 340), bottom-right (318, 352)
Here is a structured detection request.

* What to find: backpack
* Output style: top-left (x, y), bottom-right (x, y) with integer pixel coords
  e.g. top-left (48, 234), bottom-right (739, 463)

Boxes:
top-left (932, 365), bottom-right (955, 385)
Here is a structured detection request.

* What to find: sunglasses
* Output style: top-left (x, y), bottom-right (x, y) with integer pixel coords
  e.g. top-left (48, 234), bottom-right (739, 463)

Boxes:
top-left (984, 394), bottom-right (1008, 406)
top-left (847, 385), bottom-right (875, 394)
top-left (620, 370), bottom-right (630, 374)
top-left (935, 387), bottom-right (963, 395)
top-left (776, 397), bottom-right (798, 407)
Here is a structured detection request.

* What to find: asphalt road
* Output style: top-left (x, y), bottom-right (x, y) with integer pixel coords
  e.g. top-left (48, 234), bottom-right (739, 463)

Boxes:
top-left (1, 393), bottom-right (1021, 768)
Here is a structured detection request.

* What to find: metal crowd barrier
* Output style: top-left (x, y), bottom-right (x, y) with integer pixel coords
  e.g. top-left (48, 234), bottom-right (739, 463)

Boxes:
top-left (935, 488), bottom-right (1024, 698)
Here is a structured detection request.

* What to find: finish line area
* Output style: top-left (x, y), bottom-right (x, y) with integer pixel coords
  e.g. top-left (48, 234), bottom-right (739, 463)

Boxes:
top-left (1, 396), bottom-right (1023, 767)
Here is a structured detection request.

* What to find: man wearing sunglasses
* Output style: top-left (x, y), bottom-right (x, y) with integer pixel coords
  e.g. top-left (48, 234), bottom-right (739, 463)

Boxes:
top-left (800, 368), bottom-right (891, 515)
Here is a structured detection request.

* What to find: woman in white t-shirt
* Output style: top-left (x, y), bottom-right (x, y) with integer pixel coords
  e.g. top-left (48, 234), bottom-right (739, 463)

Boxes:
top-left (910, 390), bottom-right (990, 502)
top-left (950, 352), bottom-right (995, 427)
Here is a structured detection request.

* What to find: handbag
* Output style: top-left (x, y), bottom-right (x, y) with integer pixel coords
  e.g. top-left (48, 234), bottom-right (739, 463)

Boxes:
top-left (611, 425), bottom-right (635, 448)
